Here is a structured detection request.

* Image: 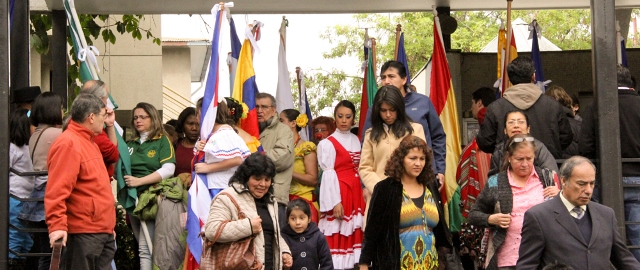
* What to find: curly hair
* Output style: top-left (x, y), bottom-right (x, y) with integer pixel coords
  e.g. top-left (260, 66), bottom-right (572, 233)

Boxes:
top-left (384, 136), bottom-right (434, 186)
top-left (311, 116), bottom-right (336, 134)
top-left (229, 153), bottom-right (276, 195)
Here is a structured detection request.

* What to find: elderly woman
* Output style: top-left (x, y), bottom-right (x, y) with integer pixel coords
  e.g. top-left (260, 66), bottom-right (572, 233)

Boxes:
top-left (488, 110), bottom-right (558, 177)
top-left (204, 153), bottom-right (292, 270)
top-left (469, 134), bottom-right (561, 270)
top-left (359, 136), bottom-right (452, 270)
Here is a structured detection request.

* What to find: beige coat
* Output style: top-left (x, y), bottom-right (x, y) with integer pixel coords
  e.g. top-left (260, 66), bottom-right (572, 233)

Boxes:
top-left (204, 183), bottom-right (291, 270)
top-left (258, 117), bottom-right (294, 203)
top-left (359, 122), bottom-right (425, 227)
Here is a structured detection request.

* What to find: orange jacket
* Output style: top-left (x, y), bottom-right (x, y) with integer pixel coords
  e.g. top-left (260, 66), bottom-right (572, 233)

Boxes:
top-left (45, 120), bottom-right (115, 234)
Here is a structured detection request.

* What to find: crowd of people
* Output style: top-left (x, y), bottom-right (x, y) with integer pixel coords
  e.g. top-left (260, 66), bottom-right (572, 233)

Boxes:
top-left (6, 57), bottom-right (640, 270)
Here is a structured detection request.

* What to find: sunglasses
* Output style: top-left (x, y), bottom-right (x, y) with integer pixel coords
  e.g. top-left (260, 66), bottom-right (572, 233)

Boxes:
top-left (508, 136), bottom-right (534, 147)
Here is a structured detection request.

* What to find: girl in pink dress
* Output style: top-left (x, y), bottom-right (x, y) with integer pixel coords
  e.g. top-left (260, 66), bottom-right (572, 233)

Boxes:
top-left (317, 100), bottom-right (365, 269)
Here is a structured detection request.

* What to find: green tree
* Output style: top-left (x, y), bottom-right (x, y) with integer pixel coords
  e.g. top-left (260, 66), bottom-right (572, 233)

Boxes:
top-left (290, 68), bottom-right (363, 118)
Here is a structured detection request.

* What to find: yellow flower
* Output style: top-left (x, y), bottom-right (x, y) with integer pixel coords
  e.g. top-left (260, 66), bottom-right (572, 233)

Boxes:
top-left (241, 102), bottom-right (249, 119)
top-left (295, 114), bottom-right (308, 128)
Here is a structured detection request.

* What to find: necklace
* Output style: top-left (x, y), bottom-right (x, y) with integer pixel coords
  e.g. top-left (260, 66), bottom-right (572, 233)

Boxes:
top-left (294, 136), bottom-right (301, 147)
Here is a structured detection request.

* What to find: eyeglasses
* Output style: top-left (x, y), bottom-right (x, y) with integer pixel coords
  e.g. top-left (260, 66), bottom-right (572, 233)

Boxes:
top-left (133, 115), bottom-right (150, 120)
top-left (314, 128), bottom-right (327, 133)
top-left (506, 119), bottom-right (527, 126)
top-left (508, 136), bottom-right (534, 147)
top-left (256, 105), bottom-right (273, 111)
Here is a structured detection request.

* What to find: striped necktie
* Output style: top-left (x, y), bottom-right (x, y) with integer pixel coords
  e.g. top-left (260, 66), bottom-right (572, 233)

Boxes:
top-left (572, 206), bottom-right (585, 219)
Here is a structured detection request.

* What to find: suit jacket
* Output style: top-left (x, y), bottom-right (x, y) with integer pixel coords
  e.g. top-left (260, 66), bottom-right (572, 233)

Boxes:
top-left (517, 196), bottom-right (640, 270)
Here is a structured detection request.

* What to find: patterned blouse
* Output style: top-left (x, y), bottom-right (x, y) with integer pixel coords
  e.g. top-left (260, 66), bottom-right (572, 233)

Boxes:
top-left (399, 188), bottom-right (440, 270)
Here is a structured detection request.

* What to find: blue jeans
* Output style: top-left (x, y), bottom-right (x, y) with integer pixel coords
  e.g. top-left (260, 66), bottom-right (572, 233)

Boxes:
top-left (9, 197), bottom-right (33, 258)
top-left (623, 176), bottom-right (640, 262)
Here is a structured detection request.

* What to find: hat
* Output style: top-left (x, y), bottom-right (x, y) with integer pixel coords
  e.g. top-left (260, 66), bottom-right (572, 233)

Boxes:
top-left (11, 86), bottom-right (41, 104)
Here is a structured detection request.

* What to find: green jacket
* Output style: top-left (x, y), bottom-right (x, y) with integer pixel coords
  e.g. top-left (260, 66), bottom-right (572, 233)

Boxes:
top-left (133, 176), bottom-right (188, 220)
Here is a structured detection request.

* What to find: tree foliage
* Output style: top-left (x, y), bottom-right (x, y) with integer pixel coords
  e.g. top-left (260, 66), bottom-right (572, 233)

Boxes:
top-left (297, 9), bottom-right (599, 117)
top-left (290, 68), bottom-right (363, 118)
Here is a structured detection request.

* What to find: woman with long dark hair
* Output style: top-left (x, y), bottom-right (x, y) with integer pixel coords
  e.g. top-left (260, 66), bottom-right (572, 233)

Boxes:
top-left (359, 136), bottom-right (452, 270)
top-left (359, 85), bottom-right (425, 226)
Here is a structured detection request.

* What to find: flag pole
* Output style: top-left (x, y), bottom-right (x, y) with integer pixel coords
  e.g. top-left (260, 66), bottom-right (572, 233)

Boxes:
top-left (371, 38), bottom-right (377, 77)
top-left (503, 0), bottom-right (513, 89)
top-left (295, 66), bottom-right (302, 103)
top-left (394, 24), bottom-right (402, 60)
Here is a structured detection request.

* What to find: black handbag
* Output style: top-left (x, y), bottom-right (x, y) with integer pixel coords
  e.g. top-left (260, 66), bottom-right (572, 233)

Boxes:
top-left (444, 247), bottom-right (464, 270)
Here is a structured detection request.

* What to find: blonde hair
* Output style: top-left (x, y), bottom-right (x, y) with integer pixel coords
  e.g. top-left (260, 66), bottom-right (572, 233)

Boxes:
top-left (131, 102), bottom-right (164, 139)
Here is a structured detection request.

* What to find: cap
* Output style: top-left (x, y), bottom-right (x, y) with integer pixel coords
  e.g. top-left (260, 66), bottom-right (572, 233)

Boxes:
top-left (11, 86), bottom-right (42, 104)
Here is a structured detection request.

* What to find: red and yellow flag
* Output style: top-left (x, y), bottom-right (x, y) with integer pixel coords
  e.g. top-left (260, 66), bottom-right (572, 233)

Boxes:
top-left (430, 14), bottom-right (462, 228)
top-left (497, 27), bottom-right (518, 95)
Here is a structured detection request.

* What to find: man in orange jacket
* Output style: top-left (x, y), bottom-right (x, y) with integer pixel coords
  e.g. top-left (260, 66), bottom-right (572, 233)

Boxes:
top-left (45, 93), bottom-right (116, 270)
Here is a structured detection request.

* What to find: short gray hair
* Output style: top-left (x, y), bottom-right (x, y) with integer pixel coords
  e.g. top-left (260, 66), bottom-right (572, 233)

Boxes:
top-left (80, 80), bottom-right (108, 100)
top-left (70, 93), bottom-right (105, 123)
top-left (256, 92), bottom-right (276, 108)
top-left (558, 156), bottom-right (596, 181)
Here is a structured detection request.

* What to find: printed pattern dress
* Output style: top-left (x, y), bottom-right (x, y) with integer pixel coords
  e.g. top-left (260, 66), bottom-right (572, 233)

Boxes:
top-left (400, 188), bottom-right (440, 270)
top-left (289, 141), bottom-right (319, 223)
top-left (318, 130), bottom-right (365, 269)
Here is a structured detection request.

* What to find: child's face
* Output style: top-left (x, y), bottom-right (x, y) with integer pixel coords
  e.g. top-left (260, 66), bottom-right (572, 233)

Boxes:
top-left (288, 209), bottom-right (310, 234)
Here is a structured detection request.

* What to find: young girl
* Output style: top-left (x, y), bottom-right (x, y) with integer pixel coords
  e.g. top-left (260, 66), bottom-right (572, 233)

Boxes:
top-left (282, 198), bottom-right (334, 270)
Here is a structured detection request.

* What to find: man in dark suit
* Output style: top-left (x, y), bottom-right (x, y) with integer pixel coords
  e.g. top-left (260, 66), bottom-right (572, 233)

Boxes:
top-left (517, 156), bottom-right (640, 270)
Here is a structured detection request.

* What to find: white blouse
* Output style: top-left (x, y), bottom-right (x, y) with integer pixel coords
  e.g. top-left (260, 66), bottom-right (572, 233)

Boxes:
top-left (317, 130), bottom-right (361, 212)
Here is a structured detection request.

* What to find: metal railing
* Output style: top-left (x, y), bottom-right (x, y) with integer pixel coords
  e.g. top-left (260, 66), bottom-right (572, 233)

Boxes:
top-left (162, 84), bottom-right (194, 121)
top-left (8, 168), bottom-right (50, 258)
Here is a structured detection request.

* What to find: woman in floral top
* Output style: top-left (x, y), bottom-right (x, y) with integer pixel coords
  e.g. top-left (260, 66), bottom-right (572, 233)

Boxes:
top-left (280, 109), bottom-right (319, 222)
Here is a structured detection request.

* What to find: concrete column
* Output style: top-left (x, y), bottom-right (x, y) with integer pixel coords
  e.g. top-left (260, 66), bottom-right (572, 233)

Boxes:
top-left (0, 0), bottom-right (11, 268)
top-left (51, 10), bottom-right (68, 108)
top-left (10, 0), bottom-right (29, 90)
top-left (591, 0), bottom-right (624, 235)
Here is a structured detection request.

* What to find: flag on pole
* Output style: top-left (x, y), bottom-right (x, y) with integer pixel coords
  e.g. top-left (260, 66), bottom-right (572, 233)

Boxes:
top-left (186, 3), bottom-right (231, 267)
top-left (64, 0), bottom-right (136, 215)
top-left (496, 27), bottom-right (518, 96)
top-left (396, 32), bottom-right (412, 83)
top-left (297, 68), bottom-right (312, 141)
top-left (430, 11), bottom-right (462, 231)
top-left (232, 24), bottom-right (261, 138)
top-left (276, 17), bottom-right (294, 111)
top-left (228, 16), bottom-right (242, 96)
top-left (358, 40), bottom-right (378, 140)
top-left (530, 20), bottom-right (546, 92)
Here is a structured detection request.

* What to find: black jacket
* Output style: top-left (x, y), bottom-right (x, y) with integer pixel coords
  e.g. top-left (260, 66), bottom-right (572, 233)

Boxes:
top-left (359, 178), bottom-right (452, 270)
top-left (477, 83), bottom-right (573, 159)
top-left (580, 89), bottom-right (640, 176)
top-left (489, 137), bottom-right (559, 177)
top-left (281, 222), bottom-right (334, 270)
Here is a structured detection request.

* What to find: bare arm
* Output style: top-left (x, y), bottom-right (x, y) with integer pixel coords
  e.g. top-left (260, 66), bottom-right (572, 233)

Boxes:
top-left (292, 151), bottom-right (318, 186)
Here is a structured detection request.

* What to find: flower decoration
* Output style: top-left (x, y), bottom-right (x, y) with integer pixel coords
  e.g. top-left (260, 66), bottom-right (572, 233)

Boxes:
top-left (240, 102), bottom-right (249, 119)
top-left (295, 114), bottom-right (308, 128)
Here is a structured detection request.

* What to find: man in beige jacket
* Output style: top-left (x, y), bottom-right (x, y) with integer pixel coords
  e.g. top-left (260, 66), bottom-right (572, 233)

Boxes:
top-left (256, 92), bottom-right (294, 224)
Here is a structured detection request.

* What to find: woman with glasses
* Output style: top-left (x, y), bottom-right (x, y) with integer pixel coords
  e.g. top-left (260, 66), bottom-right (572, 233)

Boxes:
top-left (359, 85), bottom-right (425, 226)
top-left (488, 110), bottom-right (558, 177)
top-left (279, 109), bottom-right (320, 223)
top-left (125, 102), bottom-right (176, 270)
top-left (469, 134), bottom-right (560, 270)
top-left (359, 136), bottom-right (452, 270)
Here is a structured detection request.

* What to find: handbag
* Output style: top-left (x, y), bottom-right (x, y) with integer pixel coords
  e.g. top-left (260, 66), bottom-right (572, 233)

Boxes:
top-left (199, 192), bottom-right (262, 270)
top-left (444, 247), bottom-right (464, 270)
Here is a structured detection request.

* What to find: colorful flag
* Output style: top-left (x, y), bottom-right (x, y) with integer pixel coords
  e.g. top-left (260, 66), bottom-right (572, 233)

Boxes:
top-left (396, 32), bottom-right (411, 83)
top-left (530, 20), bottom-right (546, 92)
top-left (64, 0), bottom-right (135, 217)
top-left (297, 69), bottom-right (312, 141)
top-left (186, 3), bottom-right (230, 267)
top-left (228, 17), bottom-right (242, 96)
top-left (496, 26), bottom-right (518, 96)
top-left (358, 39), bottom-right (377, 140)
top-left (430, 12), bottom-right (462, 231)
top-left (232, 26), bottom-right (260, 138)
top-left (276, 17), bottom-right (294, 111)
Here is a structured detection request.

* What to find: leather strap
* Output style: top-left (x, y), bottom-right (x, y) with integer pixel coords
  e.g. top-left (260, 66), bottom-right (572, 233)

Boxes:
top-left (211, 192), bottom-right (247, 243)
top-left (31, 126), bottom-right (51, 161)
top-left (49, 239), bottom-right (63, 270)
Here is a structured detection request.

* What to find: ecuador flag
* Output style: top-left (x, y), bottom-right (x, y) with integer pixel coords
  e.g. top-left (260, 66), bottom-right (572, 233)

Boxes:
top-left (430, 13), bottom-right (462, 231)
top-left (232, 37), bottom-right (260, 138)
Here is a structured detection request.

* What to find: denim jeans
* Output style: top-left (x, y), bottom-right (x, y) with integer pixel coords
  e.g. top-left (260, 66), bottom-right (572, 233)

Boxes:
top-left (623, 176), bottom-right (640, 262)
top-left (9, 197), bottom-right (33, 258)
top-left (130, 216), bottom-right (155, 270)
